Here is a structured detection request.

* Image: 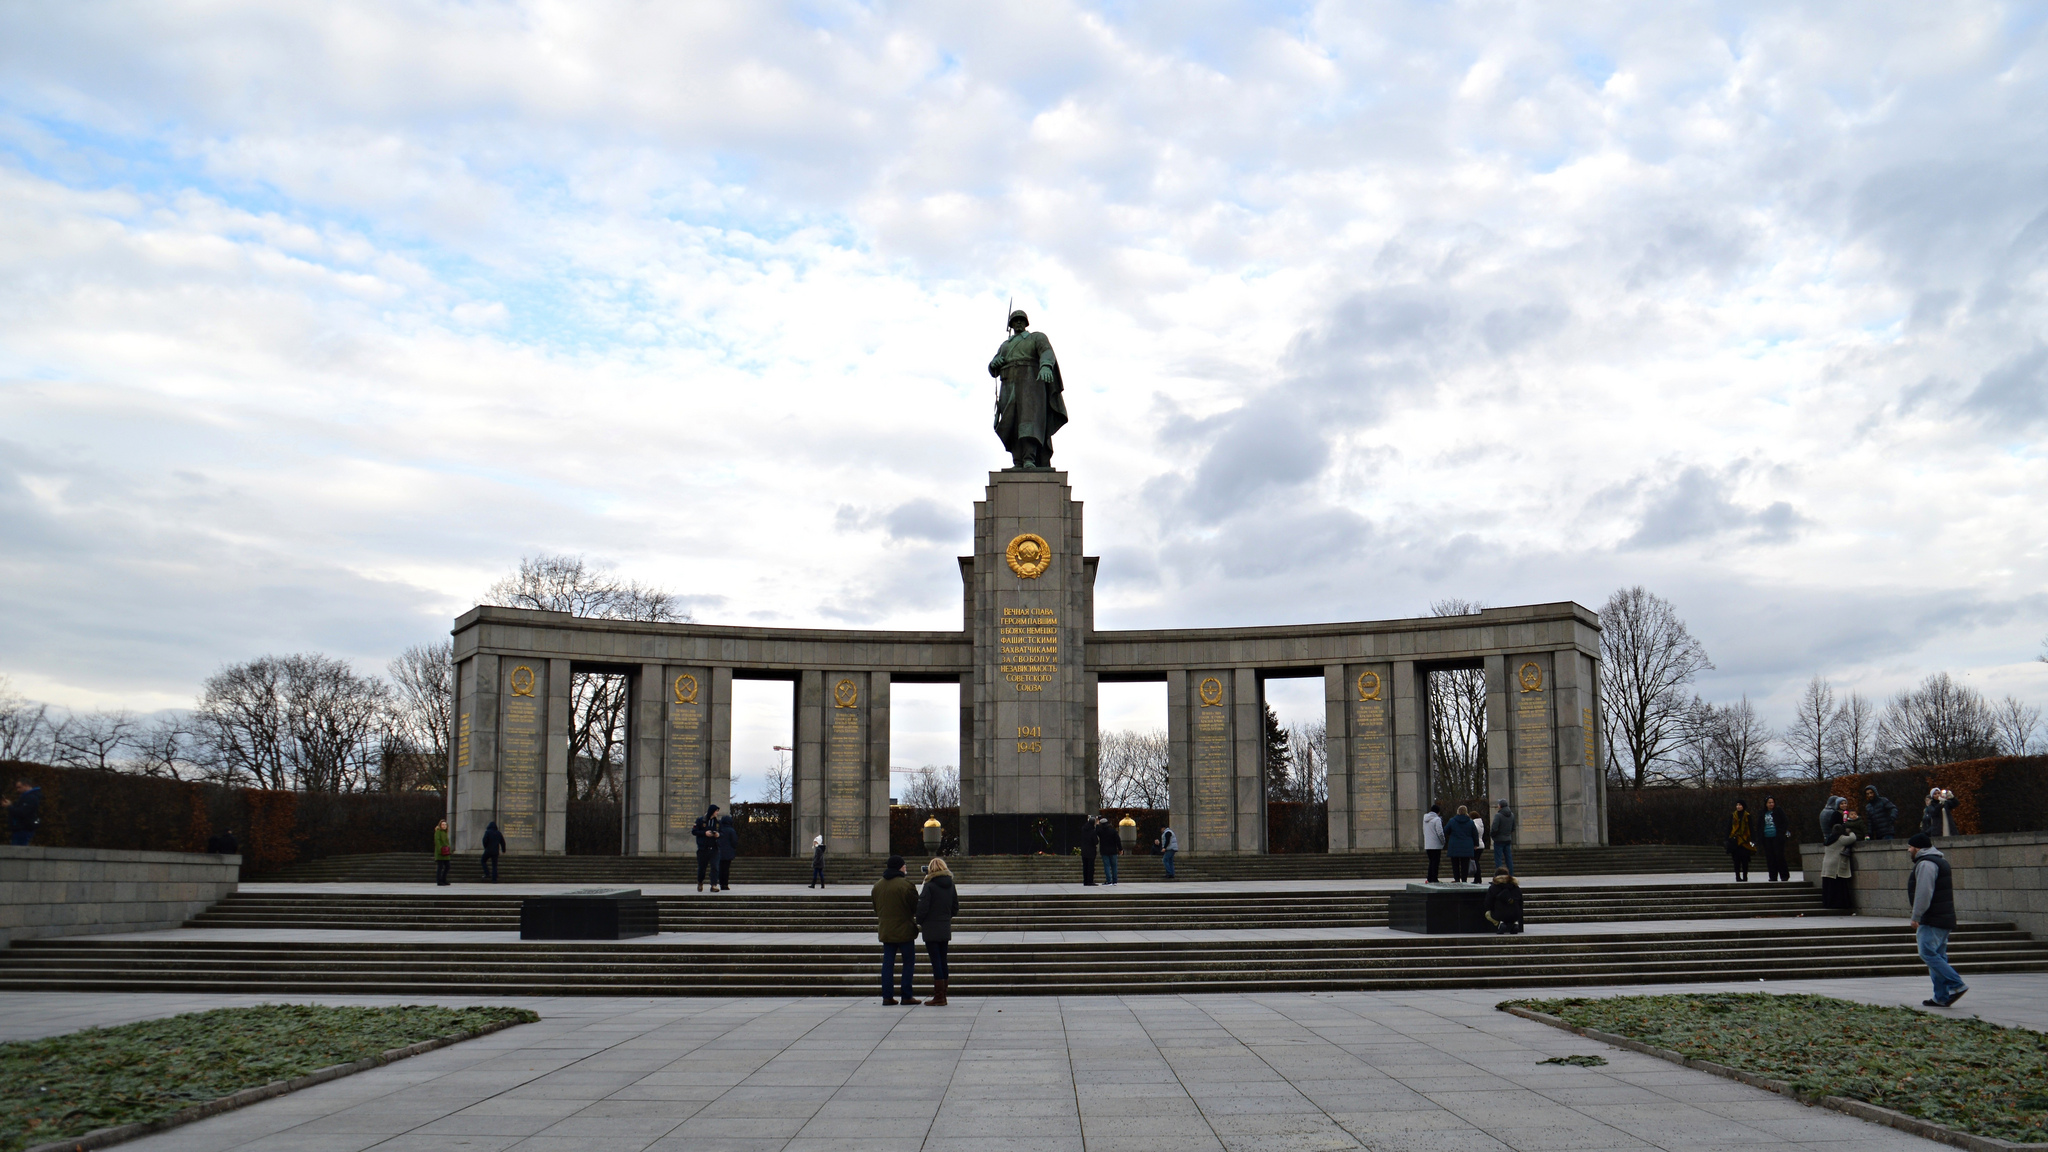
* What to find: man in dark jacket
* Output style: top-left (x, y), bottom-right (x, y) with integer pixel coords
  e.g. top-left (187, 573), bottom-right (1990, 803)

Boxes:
top-left (717, 812), bottom-right (739, 890)
top-left (1907, 833), bottom-right (1967, 1008)
top-left (1862, 786), bottom-right (1900, 840)
top-left (1080, 816), bottom-right (1098, 886)
top-left (692, 807), bottom-right (719, 892)
top-left (1490, 800), bottom-right (1516, 875)
top-left (1097, 816), bottom-right (1123, 885)
top-left (6, 781), bottom-right (42, 846)
top-left (872, 855), bottom-right (920, 1005)
top-left (481, 821), bottom-right (506, 882)
top-left (1755, 797), bottom-right (1793, 882)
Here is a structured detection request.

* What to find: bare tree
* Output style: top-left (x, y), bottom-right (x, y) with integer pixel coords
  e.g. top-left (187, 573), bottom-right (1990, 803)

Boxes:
top-left (1831, 691), bottom-right (1876, 774)
top-left (484, 554), bottom-right (687, 803)
top-left (1668, 695), bottom-right (1716, 788)
top-left (0, 676), bottom-right (56, 763)
top-left (1710, 696), bottom-right (1775, 788)
top-left (900, 764), bottom-right (959, 809)
top-left (193, 654), bottom-right (390, 791)
top-left (1876, 672), bottom-right (1999, 766)
top-left (484, 553), bottom-right (688, 622)
top-left (1286, 719), bottom-right (1328, 803)
top-left (52, 709), bottom-right (141, 771)
top-left (1992, 696), bottom-right (2042, 756)
top-left (1780, 675), bottom-right (1839, 783)
top-left (1599, 587), bottom-right (1714, 789)
top-left (758, 749), bottom-right (793, 803)
top-left (385, 641), bottom-right (453, 795)
top-left (128, 715), bottom-right (196, 779)
top-left (1098, 728), bottom-right (1170, 808)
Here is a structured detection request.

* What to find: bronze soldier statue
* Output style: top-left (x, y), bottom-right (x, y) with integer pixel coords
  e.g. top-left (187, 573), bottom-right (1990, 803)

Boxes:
top-left (988, 309), bottom-right (1067, 470)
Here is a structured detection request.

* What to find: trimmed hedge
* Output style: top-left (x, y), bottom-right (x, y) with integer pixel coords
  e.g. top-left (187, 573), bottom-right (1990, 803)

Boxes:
top-left (1605, 756), bottom-right (2048, 846)
top-left (1, 761), bottom-right (444, 876)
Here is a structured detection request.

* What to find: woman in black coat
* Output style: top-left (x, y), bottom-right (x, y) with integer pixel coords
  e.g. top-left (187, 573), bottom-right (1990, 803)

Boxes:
top-left (716, 813), bottom-right (739, 890)
top-left (1482, 869), bottom-right (1524, 935)
top-left (481, 821), bottom-right (506, 883)
top-left (916, 858), bottom-right (960, 1006)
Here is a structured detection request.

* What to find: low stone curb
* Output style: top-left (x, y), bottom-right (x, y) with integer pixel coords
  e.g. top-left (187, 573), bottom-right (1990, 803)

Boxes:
top-left (21, 1015), bottom-right (532, 1152)
top-left (1499, 1004), bottom-right (2048, 1152)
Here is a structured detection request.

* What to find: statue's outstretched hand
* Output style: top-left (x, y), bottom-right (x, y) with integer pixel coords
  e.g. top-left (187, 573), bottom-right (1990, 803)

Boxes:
top-left (1037, 365), bottom-right (1055, 385)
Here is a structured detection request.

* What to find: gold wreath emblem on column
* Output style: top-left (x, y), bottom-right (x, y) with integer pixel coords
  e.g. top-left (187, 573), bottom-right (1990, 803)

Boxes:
top-left (508, 665), bottom-right (537, 697)
top-left (1518, 662), bottom-right (1544, 692)
top-left (1356, 671), bottom-right (1382, 701)
top-left (1006, 533), bottom-right (1051, 578)
top-left (1198, 677), bottom-right (1224, 707)
top-left (673, 674), bottom-right (699, 705)
top-left (833, 678), bottom-right (859, 708)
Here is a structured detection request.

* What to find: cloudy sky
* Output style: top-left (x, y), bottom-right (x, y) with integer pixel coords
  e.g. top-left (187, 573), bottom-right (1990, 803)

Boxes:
top-left (2, 2), bottom-right (2045, 785)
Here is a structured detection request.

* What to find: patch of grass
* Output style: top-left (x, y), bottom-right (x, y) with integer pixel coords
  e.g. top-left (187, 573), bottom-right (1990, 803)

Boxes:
top-left (0, 1003), bottom-right (536, 1152)
top-left (1502, 993), bottom-right (2048, 1145)
top-left (1537, 1054), bottom-right (1607, 1067)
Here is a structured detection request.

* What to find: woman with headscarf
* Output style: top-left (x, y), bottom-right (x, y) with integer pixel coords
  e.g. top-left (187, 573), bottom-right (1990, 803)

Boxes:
top-left (810, 834), bottom-right (828, 888)
top-left (1820, 813), bottom-right (1859, 911)
top-left (1422, 803), bottom-right (1445, 883)
top-left (916, 857), bottom-right (959, 1006)
top-left (1820, 795), bottom-right (1846, 842)
top-left (1724, 801), bottom-right (1755, 882)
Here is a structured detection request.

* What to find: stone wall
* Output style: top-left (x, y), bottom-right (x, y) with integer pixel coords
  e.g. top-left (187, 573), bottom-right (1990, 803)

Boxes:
top-left (0, 845), bottom-right (240, 947)
top-left (1800, 832), bottom-right (2048, 937)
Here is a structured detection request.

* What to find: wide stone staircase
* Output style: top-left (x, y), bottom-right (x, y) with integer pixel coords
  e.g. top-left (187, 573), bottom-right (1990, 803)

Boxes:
top-left (184, 881), bottom-right (1826, 934)
top-left (254, 844), bottom-right (1729, 884)
top-left (4, 921), bottom-right (2044, 997)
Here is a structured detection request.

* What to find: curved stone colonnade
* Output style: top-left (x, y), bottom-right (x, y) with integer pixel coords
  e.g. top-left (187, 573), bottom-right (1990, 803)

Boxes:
top-left (449, 472), bottom-right (1606, 856)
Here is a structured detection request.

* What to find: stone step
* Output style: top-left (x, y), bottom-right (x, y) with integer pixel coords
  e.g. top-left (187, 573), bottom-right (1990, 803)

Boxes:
top-left (4, 923), bottom-right (2042, 996)
top-left (255, 845), bottom-right (1732, 883)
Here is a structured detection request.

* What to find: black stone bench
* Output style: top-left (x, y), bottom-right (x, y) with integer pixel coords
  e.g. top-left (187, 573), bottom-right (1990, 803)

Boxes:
top-left (1387, 882), bottom-right (1493, 934)
top-left (519, 888), bottom-right (660, 940)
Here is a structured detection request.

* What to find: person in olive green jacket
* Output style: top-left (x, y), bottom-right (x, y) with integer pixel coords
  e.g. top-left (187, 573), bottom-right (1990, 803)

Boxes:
top-left (433, 819), bottom-right (452, 886)
top-left (871, 854), bottom-right (920, 1005)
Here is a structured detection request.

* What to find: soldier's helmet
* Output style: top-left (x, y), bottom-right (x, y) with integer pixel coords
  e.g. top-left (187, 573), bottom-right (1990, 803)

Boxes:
top-left (1008, 309), bottom-right (1029, 329)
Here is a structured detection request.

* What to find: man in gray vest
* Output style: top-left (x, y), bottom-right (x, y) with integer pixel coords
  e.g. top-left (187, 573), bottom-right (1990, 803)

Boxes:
top-left (1906, 832), bottom-right (1967, 1008)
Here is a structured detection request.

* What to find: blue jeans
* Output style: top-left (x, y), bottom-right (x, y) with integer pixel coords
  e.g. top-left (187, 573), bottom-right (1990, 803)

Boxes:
top-left (1161, 849), bottom-right (1176, 878)
top-left (9, 831), bottom-right (32, 846)
top-left (1493, 842), bottom-right (1513, 874)
top-left (1103, 855), bottom-right (1119, 884)
top-left (1917, 925), bottom-right (1966, 1003)
top-left (881, 941), bottom-right (916, 1000)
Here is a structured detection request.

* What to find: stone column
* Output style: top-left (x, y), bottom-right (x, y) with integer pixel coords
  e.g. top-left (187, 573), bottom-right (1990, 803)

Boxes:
top-left (1339, 662), bottom-right (1395, 850)
top-left (1235, 668), bottom-right (1265, 853)
top-left (793, 669), bottom-right (823, 852)
top-left (1484, 655), bottom-right (1512, 808)
top-left (626, 663), bottom-right (663, 855)
top-left (867, 672), bottom-right (892, 856)
top-left (495, 656), bottom-right (547, 853)
top-left (544, 659), bottom-right (569, 854)
top-left (1322, 664), bottom-right (1350, 853)
top-left (451, 653), bottom-right (494, 851)
top-left (709, 667), bottom-right (734, 822)
top-left (967, 470), bottom-right (1090, 852)
top-left (660, 665), bottom-right (712, 855)
top-left (1183, 669), bottom-right (1238, 852)
top-left (956, 669), bottom-right (976, 854)
top-left (1392, 660), bottom-right (1423, 849)
top-left (1552, 649), bottom-right (1602, 845)
top-left (1508, 653), bottom-right (1560, 845)
top-left (1166, 668), bottom-right (1192, 850)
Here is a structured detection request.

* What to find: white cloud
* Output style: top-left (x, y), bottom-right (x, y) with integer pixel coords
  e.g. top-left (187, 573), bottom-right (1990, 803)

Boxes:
top-left (0, 1), bottom-right (2045, 763)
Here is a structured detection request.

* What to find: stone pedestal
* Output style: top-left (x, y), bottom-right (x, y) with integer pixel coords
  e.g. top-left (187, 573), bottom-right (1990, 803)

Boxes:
top-left (963, 471), bottom-right (1094, 853)
top-left (519, 888), bottom-right (659, 940)
top-left (1387, 882), bottom-right (1492, 934)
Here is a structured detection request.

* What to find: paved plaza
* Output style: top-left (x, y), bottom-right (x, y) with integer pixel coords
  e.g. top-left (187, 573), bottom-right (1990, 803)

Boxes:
top-left (11, 973), bottom-right (2044, 1152)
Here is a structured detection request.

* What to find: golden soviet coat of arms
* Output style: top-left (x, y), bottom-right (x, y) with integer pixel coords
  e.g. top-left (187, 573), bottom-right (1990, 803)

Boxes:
top-left (1006, 533), bottom-right (1051, 578)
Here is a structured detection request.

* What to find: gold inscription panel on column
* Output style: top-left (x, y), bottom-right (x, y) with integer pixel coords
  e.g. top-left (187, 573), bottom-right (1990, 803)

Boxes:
top-left (1193, 676), bottom-right (1232, 847)
top-left (998, 607), bottom-right (1059, 692)
top-left (825, 677), bottom-right (865, 844)
top-left (665, 670), bottom-right (706, 846)
top-left (498, 664), bottom-right (543, 843)
top-left (1513, 659), bottom-right (1556, 842)
top-left (1349, 666), bottom-right (1391, 841)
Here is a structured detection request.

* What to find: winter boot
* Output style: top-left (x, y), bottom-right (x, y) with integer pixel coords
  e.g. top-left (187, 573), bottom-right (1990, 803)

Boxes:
top-left (925, 980), bottom-right (948, 1006)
